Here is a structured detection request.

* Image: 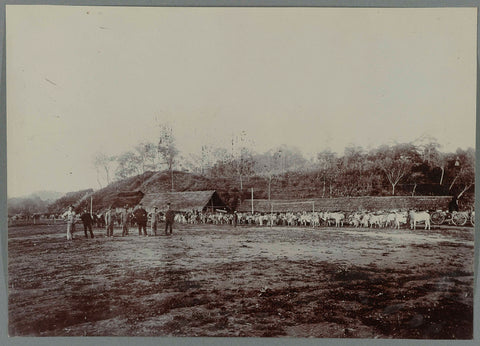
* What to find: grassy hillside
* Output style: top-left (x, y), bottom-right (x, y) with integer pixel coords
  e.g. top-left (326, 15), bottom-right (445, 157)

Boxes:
top-left (47, 189), bottom-right (94, 213)
top-left (50, 170), bottom-right (472, 213)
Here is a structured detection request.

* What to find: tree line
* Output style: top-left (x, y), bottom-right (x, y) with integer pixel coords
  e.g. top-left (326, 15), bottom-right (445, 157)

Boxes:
top-left (91, 126), bottom-right (474, 201)
top-left (8, 127), bottom-right (474, 217)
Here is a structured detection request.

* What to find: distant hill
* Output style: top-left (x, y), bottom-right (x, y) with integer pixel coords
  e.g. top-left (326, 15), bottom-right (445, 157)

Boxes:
top-left (8, 190), bottom-right (65, 215)
top-left (10, 190), bottom-right (64, 202)
top-left (26, 190), bottom-right (65, 202)
top-left (8, 196), bottom-right (50, 216)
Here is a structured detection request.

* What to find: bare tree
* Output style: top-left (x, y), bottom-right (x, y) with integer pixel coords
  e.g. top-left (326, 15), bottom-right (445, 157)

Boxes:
top-left (135, 142), bottom-right (158, 173)
top-left (236, 147), bottom-right (255, 191)
top-left (253, 154), bottom-right (280, 201)
top-left (93, 152), bottom-right (116, 187)
top-left (187, 145), bottom-right (224, 175)
top-left (157, 124), bottom-right (178, 192)
top-left (229, 131), bottom-right (256, 191)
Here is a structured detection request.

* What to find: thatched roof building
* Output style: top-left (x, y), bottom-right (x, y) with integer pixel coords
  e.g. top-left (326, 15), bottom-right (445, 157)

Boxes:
top-left (140, 190), bottom-right (228, 212)
top-left (107, 191), bottom-right (145, 208)
top-left (237, 196), bottom-right (453, 213)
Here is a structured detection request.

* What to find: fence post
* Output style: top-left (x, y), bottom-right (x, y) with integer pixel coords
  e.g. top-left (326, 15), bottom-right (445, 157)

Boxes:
top-left (251, 188), bottom-right (254, 214)
top-left (270, 203), bottom-right (273, 227)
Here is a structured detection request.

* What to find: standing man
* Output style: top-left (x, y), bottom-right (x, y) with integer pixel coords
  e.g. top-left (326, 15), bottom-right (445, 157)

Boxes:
top-left (165, 202), bottom-right (175, 235)
top-left (149, 206), bottom-right (159, 236)
top-left (121, 205), bottom-right (129, 236)
top-left (134, 203), bottom-right (148, 236)
top-left (233, 211), bottom-right (238, 228)
top-left (62, 205), bottom-right (76, 241)
top-left (80, 208), bottom-right (94, 238)
top-left (448, 196), bottom-right (459, 213)
top-left (105, 206), bottom-right (114, 238)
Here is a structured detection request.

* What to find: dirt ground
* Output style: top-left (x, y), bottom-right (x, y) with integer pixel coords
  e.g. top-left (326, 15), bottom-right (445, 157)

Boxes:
top-left (7, 222), bottom-right (474, 338)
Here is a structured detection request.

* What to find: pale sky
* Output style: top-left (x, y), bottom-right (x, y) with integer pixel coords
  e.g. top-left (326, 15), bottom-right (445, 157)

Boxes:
top-left (6, 6), bottom-right (477, 197)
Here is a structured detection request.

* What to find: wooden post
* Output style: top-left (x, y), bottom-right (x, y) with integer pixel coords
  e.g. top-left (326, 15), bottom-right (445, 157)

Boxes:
top-left (251, 188), bottom-right (254, 214)
top-left (268, 176), bottom-right (271, 201)
top-left (90, 196), bottom-right (93, 217)
top-left (270, 202), bottom-right (273, 227)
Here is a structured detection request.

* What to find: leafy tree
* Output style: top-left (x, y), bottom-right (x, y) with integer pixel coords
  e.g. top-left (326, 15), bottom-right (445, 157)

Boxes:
top-left (338, 145), bottom-right (367, 196)
top-left (374, 143), bottom-right (419, 196)
top-left (270, 145), bottom-right (308, 173)
top-left (316, 149), bottom-right (338, 197)
top-left (419, 140), bottom-right (450, 185)
top-left (449, 148), bottom-right (475, 198)
top-left (115, 151), bottom-right (141, 179)
top-left (135, 142), bottom-right (159, 172)
top-left (408, 162), bottom-right (430, 196)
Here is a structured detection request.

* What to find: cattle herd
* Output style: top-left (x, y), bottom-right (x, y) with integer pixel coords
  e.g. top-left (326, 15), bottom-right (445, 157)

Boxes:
top-left (233, 211), bottom-right (431, 230)
top-left (9, 207), bottom-right (474, 231)
top-left (88, 209), bottom-right (438, 231)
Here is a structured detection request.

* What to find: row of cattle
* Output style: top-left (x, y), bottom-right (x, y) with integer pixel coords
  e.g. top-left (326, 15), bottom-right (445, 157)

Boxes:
top-left (234, 211), bottom-right (431, 230)
top-left (136, 210), bottom-right (430, 230)
top-left (71, 209), bottom-right (432, 230)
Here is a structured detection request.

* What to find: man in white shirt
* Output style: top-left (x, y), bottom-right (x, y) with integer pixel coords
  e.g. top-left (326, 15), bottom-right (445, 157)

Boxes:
top-left (148, 206), bottom-right (159, 236)
top-left (105, 206), bottom-right (114, 237)
top-left (62, 205), bottom-right (76, 240)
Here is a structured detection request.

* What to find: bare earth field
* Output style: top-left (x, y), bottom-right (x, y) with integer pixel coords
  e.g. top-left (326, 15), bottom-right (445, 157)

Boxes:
top-left (8, 223), bottom-right (474, 338)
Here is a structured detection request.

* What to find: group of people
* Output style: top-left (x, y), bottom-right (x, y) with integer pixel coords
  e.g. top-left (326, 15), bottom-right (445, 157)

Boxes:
top-left (61, 202), bottom-right (176, 240)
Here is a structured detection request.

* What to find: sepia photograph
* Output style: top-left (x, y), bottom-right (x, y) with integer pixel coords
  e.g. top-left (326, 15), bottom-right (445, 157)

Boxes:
top-left (5, 5), bottom-right (476, 338)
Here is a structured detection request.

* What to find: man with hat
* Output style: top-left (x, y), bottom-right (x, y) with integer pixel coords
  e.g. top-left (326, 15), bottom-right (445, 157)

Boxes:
top-left (149, 206), bottom-right (159, 236)
top-left (80, 208), bottom-right (94, 238)
top-left (448, 196), bottom-right (459, 213)
top-left (233, 211), bottom-right (238, 228)
top-left (165, 202), bottom-right (175, 235)
top-left (105, 206), bottom-right (114, 238)
top-left (62, 205), bottom-right (76, 241)
top-left (133, 203), bottom-right (148, 236)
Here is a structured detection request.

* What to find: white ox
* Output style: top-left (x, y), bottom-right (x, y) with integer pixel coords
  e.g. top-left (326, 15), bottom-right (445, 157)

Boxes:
top-left (369, 214), bottom-right (384, 228)
top-left (408, 211), bottom-right (431, 230)
top-left (393, 211), bottom-right (408, 229)
top-left (326, 212), bottom-right (345, 227)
